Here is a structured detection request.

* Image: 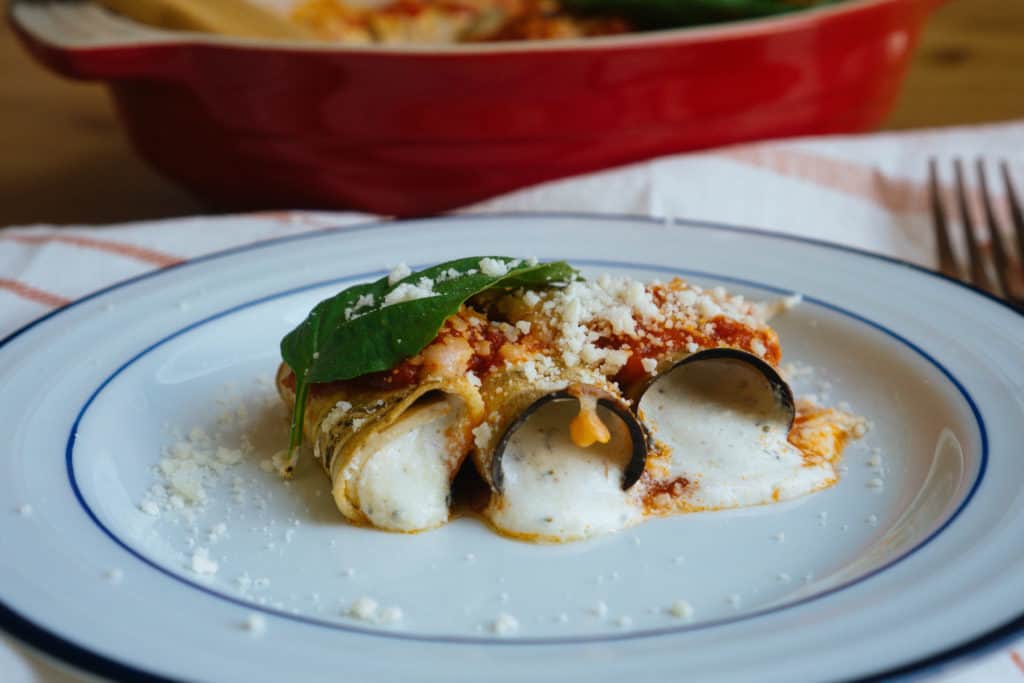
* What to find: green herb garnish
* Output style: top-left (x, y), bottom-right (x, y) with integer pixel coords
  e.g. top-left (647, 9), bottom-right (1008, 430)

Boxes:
top-left (279, 257), bottom-right (578, 471)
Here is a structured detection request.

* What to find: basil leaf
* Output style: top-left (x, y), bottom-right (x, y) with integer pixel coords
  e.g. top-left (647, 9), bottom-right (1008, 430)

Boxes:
top-left (280, 257), bottom-right (578, 464)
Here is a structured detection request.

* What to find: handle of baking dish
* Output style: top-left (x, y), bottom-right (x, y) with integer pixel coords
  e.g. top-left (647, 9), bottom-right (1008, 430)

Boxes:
top-left (8, 0), bottom-right (180, 81)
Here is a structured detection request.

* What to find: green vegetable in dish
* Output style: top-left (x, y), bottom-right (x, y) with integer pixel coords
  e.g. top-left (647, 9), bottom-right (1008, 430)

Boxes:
top-left (561, 0), bottom-right (842, 31)
top-left (279, 257), bottom-right (579, 471)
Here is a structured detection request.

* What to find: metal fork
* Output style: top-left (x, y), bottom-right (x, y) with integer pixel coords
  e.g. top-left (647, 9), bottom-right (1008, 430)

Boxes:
top-left (929, 158), bottom-right (1024, 310)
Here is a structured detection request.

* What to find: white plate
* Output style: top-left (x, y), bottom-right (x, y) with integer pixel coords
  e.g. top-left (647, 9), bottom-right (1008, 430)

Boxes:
top-left (2, 214), bottom-right (1023, 682)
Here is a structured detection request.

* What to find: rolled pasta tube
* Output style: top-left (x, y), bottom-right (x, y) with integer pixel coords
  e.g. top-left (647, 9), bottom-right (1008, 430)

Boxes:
top-left (631, 348), bottom-right (853, 515)
top-left (469, 360), bottom-right (648, 543)
top-left (276, 363), bottom-right (484, 532)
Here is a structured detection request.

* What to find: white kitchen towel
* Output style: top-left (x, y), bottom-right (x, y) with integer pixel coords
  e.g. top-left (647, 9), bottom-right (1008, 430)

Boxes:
top-left (2, 119), bottom-right (1023, 681)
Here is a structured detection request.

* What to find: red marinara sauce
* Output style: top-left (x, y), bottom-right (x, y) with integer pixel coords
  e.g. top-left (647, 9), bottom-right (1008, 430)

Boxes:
top-left (612, 315), bottom-right (782, 386)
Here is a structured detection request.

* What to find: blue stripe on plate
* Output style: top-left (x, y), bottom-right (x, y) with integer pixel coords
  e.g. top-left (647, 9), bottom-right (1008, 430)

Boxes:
top-left (65, 260), bottom-right (986, 645)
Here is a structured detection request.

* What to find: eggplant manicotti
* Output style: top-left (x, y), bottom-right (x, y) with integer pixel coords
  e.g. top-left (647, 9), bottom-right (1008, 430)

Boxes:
top-left (277, 261), bottom-right (866, 543)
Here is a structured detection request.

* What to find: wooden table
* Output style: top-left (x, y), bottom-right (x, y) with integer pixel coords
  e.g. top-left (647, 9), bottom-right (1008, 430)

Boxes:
top-left (1, 0), bottom-right (1022, 227)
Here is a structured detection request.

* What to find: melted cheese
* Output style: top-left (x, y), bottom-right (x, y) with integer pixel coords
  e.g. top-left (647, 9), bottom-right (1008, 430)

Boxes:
top-left (486, 401), bottom-right (643, 542)
top-left (351, 399), bottom-right (462, 532)
top-left (640, 358), bottom-right (835, 510)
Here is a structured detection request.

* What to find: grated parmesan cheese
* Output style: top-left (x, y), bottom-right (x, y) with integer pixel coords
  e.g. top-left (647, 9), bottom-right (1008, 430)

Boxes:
top-left (344, 293), bottom-right (377, 321)
top-left (668, 600), bottom-right (694, 619)
top-left (378, 606), bottom-right (404, 624)
top-left (383, 281), bottom-right (436, 306)
top-left (243, 613), bottom-right (267, 635)
top-left (479, 258), bottom-right (509, 277)
top-left (698, 298), bottom-right (721, 319)
top-left (209, 522), bottom-right (228, 542)
top-left (436, 268), bottom-right (462, 282)
top-left (387, 262), bottom-right (411, 285)
top-left (348, 597), bottom-right (378, 621)
top-left (215, 447), bottom-right (243, 466)
top-left (191, 548), bottom-right (219, 576)
top-left (490, 613), bottom-right (519, 635)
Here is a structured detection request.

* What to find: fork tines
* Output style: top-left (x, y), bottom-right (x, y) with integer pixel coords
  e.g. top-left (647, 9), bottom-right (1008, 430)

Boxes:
top-left (928, 158), bottom-right (1024, 309)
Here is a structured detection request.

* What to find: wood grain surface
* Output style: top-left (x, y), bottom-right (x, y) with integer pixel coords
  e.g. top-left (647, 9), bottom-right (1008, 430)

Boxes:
top-left (0, 0), bottom-right (1021, 226)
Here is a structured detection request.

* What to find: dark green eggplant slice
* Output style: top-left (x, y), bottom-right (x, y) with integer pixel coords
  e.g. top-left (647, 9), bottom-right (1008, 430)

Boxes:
top-left (491, 391), bottom-right (649, 493)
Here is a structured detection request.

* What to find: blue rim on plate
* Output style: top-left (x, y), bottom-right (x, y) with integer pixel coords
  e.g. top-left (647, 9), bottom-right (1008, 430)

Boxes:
top-left (1, 213), bottom-right (1022, 682)
top-left (64, 259), bottom-right (987, 646)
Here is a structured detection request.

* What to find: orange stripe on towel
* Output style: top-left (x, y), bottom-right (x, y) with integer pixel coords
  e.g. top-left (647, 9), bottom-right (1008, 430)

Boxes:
top-left (3, 233), bottom-right (183, 267)
top-left (0, 279), bottom-right (70, 308)
top-left (1010, 649), bottom-right (1024, 675)
top-left (719, 147), bottom-right (926, 214)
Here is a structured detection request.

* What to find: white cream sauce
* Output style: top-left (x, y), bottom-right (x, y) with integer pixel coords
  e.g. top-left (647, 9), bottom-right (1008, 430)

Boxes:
top-left (640, 358), bottom-right (834, 509)
top-left (486, 401), bottom-right (642, 541)
top-left (353, 398), bottom-right (462, 532)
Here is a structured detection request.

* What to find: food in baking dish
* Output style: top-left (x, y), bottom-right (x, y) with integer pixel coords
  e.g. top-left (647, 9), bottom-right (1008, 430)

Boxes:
top-left (276, 257), bottom-right (864, 542)
top-left (94, 0), bottom-right (845, 44)
top-left (288, 0), bottom-right (844, 44)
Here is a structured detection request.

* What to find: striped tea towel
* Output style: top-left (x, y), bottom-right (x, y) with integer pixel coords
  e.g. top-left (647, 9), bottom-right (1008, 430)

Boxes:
top-left (2, 119), bottom-right (1023, 683)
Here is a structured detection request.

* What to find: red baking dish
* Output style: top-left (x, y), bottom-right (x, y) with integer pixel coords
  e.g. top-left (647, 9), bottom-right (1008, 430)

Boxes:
top-left (11, 0), bottom-right (941, 216)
